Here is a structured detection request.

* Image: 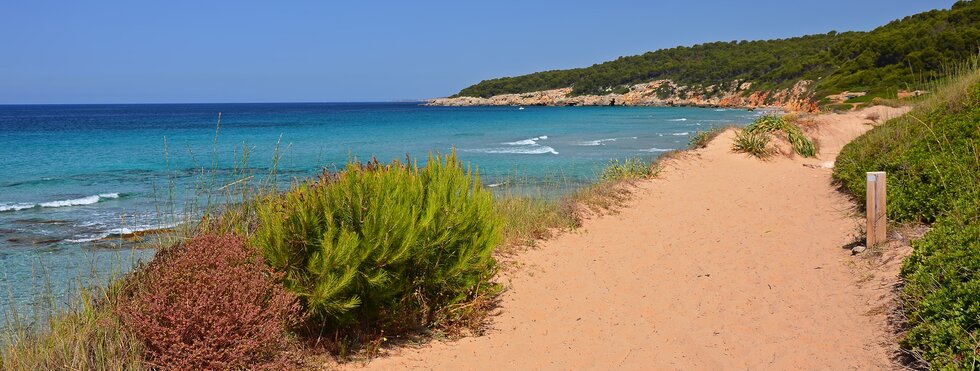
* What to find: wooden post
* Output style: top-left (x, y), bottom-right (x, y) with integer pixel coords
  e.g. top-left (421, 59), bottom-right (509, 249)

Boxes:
top-left (866, 172), bottom-right (887, 247)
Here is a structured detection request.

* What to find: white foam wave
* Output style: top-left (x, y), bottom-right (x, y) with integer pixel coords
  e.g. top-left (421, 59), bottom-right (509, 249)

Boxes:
top-left (503, 138), bottom-right (537, 145)
top-left (668, 118), bottom-right (688, 122)
top-left (65, 221), bottom-right (181, 243)
top-left (65, 234), bottom-right (110, 243)
top-left (503, 135), bottom-right (548, 146)
top-left (642, 148), bottom-right (675, 152)
top-left (474, 146), bottom-right (559, 155)
top-left (1, 193), bottom-right (123, 212)
top-left (39, 195), bottom-right (101, 208)
top-left (0, 203), bottom-right (36, 212)
top-left (672, 132), bottom-right (690, 136)
top-left (483, 135), bottom-right (558, 154)
top-left (576, 138), bottom-right (617, 146)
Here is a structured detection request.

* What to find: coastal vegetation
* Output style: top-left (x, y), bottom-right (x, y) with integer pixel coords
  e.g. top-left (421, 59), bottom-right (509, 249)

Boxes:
top-left (4, 4), bottom-right (979, 370)
top-left (454, 1), bottom-right (980, 103)
top-left (689, 126), bottom-right (732, 149)
top-left (0, 149), bottom-right (657, 369)
top-left (732, 130), bottom-right (772, 159)
top-left (251, 153), bottom-right (501, 332)
top-left (834, 59), bottom-right (980, 369)
top-left (732, 115), bottom-right (816, 158)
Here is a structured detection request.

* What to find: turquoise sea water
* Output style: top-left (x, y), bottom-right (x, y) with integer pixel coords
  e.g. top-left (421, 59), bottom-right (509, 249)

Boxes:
top-left (0, 102), bottom-right (762, 315)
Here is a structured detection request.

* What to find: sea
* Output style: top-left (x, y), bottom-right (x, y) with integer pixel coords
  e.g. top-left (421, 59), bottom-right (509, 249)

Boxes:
top-left (0, 102), bottom-right (764, 317)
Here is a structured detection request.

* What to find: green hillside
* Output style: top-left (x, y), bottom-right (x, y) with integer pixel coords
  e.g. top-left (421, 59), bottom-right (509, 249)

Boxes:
top-left (454, 1), bottom-right (980, 100)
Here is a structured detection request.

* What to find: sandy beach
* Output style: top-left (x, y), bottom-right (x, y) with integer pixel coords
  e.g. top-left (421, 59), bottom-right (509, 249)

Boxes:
top-left (348, 106), bottom-right (910, 370)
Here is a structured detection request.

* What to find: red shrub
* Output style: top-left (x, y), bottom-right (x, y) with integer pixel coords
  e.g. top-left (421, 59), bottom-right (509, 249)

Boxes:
top-left (115, 234), bottom-right (299, 370)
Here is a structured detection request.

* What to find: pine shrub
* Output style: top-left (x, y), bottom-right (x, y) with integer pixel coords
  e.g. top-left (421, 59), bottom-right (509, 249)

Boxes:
top-left (115, 234), bottom-right (299, 370)
top-left (251, 152), bottom-right (502, 331)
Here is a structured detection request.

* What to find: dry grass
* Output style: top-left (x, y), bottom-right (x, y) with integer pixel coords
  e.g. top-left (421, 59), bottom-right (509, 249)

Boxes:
top-left (1, 286), bottom-right (146, 370)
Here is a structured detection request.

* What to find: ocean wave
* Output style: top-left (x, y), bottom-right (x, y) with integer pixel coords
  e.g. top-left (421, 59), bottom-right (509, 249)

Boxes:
top-left (0, 203), bottom-right (36, 212)
top-left (576, 138), bottom-right (617, 146)
top-left (503, 135), bottom-right (548, 146)
top-left (470, 146), bottom-right (559, 155)
top-left (668, 118), bottom-right (688, 122)
top-left (478, 135), bottom-right (558, 154)
top-left (671, 132), bottom-right (690, 136)
top-left (65, 221), bottom-right (180, 243)
top-left (1, 193), bottom-right (122, 212)
top-left (641, 148), bottom-right (675, 152)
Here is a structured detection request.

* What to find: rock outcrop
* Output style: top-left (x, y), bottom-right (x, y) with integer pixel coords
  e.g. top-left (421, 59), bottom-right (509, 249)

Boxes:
top-left (428, 79), bottom-right (819, 113)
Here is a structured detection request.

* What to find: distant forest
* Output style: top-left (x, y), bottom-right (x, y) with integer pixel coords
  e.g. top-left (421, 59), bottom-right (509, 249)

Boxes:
top-left (454, 1), bottom-right (980, 99)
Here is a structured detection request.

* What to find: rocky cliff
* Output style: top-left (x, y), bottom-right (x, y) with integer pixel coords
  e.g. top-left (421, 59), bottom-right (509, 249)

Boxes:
top-left (427, 79), bottom-right (819, 112)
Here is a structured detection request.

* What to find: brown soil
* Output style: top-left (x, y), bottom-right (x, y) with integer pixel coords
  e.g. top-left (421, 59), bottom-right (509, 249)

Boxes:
top-left (346, 106), bottom-right (911, 370)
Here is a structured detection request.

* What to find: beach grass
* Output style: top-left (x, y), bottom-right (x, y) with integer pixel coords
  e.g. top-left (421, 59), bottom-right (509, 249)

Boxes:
top-left (732, 129), bottom-right (772, 158)
top-left (1, 276), bottom-right (145, 370)
top-left (689, 125), bottom-right (733, 149)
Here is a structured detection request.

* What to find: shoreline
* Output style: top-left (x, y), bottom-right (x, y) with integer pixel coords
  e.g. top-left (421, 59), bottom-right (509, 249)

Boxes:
top-left (343, 105), bottom-right (911, 369)
top-left (426, 79), bottom-right (819, 112)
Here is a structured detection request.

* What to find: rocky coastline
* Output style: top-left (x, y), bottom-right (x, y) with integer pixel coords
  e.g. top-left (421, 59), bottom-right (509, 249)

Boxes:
top-left (427, 79), bottom-right (819, 112)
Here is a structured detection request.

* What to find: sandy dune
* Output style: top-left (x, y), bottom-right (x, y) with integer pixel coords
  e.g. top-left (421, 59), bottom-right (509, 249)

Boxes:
top-left (353, 106), bottom-right (909, 370)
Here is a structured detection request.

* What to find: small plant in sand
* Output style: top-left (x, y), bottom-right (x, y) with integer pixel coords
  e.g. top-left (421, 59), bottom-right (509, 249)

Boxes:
top-left (599, 158), bottom-right (655, 181)
top-left (732, 129), bottom-right (772, 158)
top-left (689, 126), bottom-right (731, 149)
top-left (742, 115), bottom-right (816, 158)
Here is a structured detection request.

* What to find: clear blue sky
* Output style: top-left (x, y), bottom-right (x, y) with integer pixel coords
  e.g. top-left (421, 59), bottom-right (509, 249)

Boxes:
top-left (0, 1), bottom-right (958, 104)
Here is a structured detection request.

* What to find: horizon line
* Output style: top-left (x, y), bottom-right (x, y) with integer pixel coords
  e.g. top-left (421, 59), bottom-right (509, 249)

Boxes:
top-left (0, 100), bottom-right (429, 106)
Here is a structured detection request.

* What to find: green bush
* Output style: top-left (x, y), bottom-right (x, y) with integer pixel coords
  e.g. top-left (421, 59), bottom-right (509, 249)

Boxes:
top-left (251, 152), bottom-right (502, 331)
top-left (833, 67), bottom-right (980, 369)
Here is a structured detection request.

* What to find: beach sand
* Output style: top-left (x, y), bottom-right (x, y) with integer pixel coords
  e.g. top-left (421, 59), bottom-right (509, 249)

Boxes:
top-left (345, 106), bottom-right (910, 370)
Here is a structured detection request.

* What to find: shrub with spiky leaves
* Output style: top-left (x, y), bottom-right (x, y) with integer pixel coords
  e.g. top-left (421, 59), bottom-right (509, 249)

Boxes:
top-left (252, 151), bottom-right (502, 331)
top-left (732, 129), bottom-right (772, 158)
top-left (744, 115), bottom-right (816, 158)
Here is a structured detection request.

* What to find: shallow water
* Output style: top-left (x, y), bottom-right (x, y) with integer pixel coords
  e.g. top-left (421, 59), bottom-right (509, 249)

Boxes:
top-left (0, 102), bottom-right (763, 316)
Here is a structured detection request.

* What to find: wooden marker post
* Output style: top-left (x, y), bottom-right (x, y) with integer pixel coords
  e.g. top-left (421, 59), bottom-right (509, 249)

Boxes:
top-left (866, 172), bottom-right (887, 247)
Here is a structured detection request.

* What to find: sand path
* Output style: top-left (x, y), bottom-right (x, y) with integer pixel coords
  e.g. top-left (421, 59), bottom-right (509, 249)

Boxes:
top-left (354, 107), bottom-right (909, 370)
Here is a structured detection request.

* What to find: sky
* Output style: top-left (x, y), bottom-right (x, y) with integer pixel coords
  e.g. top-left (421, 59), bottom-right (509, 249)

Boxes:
top-left (0, 1), bottom-right (959, 104)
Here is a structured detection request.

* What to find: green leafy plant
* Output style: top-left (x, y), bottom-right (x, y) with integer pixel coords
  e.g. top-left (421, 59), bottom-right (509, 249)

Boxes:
top-left (251, 152), bottom-right (502, 331)
top-left (744, 115), bottom-right (817, 157)
top-left (732, 129), bottom-right (772, 158)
